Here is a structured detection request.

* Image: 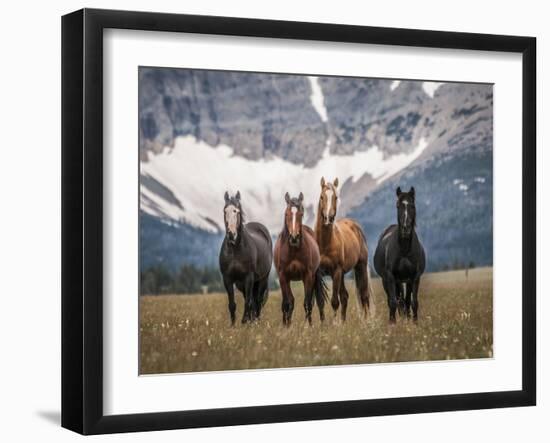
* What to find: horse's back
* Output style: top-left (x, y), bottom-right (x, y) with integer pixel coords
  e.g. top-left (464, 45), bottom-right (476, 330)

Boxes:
top-left (373, 224), bottom-right (398, 276)
top-left (245, 222), bottom-right (273, 278)
top-left (336, 219), bottom-right (367, 244)
top-left (246, 222), bottom-right (272, 248)
top-left (335, 218), bottom-right (369, 266)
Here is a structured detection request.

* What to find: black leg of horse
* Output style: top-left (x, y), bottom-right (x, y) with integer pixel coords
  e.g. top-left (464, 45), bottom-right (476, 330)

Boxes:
top-left (404, 283), bottom-right (412, 319)
top-left (223, 277), bottom-right (236, 326)
top-left (332, 269), bottom-right (346, 321)
top-left (383, 275), bottom-right (398, 323)
top-left (251, 281), bottom-right (260, 320)
top-left (396, 282), bottom-right (406, 317)
top-left (279, 275), bottom-right (294, 326)
top-left (353, 262), bottom-right (370, 318)
top-left (303, 273), bottom-right (314, 326)
top-left (254, 277), bottom-right (268, 319)
top-left (339, 273), bottom-right (349, 322)
top-left (242, 273), bottom-right (256, 324)
top-left (411, 277), bottom-right (420, 322)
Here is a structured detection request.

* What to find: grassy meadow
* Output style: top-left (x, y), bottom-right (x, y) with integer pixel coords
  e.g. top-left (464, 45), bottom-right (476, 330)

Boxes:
top-left (139, 267), bottom-right (493, 374)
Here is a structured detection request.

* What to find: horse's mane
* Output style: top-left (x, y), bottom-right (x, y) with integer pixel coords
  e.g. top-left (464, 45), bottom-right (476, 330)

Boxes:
top-left (380, 224), bottom-right (396, 240)
top-left (302, 225), bottom-right (315, 236)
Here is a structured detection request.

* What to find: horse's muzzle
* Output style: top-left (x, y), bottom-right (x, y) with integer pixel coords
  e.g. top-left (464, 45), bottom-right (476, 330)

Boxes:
top-left (323, 215), bottom-right (335, 225)
top-left (289, 235), bottom-right (301, 247)
top-left (227, 231), bottom-right (237, 244)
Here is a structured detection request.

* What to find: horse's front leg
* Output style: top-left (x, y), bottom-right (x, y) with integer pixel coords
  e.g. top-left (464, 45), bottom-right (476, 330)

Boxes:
top-left (303, 272), bottom-right (315, 326)
top-left (241, 273), bottom-right (256, 324)
top-left (383, 273), bottom-right (398, 323)
top-left (404, 283), bottom-right (412, 319)
top-left (223, 277), bottom-right (236, 326)
top-left (396, 282), bottom-right (406, 317)
top-left (332, 268), bottom-right (345, 321)
top-left (339, 273), bottom-right (349, 322)
top-left (279, 274), bottom-right (294, 326)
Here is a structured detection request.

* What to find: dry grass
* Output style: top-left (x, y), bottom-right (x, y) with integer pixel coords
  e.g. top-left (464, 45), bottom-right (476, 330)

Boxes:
top-left (140, 267), bottom-right (492, 374)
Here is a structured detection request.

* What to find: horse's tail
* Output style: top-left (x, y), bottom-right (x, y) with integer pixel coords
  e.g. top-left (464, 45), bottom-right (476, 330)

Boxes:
top-left (355, 225), bottom-right (376, 318)
top-left (260, 285), bottom-right (269, 307)
top-left (313, 268), bottom-right (329, 316)
top-left (354, 262), bottom-right (376, 319)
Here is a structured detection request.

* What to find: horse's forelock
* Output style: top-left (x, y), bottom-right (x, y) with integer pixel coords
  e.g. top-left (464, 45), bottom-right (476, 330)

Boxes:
top-left (321, 182), bottom-right (339, 199)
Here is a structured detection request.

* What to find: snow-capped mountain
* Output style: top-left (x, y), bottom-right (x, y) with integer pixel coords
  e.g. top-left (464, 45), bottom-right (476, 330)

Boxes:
top-left (140, 135), bottom-right (427, 233)
top-left (139, 68), bottom-right (492, 271)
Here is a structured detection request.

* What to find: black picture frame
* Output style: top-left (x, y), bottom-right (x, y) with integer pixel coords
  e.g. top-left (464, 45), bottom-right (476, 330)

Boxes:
top-left (62, 8), bottom-right (536, 435)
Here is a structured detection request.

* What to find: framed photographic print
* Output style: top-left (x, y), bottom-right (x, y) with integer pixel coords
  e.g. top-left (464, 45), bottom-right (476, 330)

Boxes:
top-left (61, 8), bottom-right (536, 435)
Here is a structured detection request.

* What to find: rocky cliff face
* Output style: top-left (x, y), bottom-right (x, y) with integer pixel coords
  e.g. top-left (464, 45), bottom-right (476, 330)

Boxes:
top-left (140, 69), bottom-right (491, 166)
top-left (139, 68), bottom-right (327, 166)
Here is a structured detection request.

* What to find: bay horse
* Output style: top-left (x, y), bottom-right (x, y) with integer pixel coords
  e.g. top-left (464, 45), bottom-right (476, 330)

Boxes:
top-left (374, 186), bottom-right (426, 323)
top-left (219, 191), bottom-right (273, 325)
top-left (274, 192), bottom-right (328, 326)
top-left (314, 177), bottom-right (373, 321)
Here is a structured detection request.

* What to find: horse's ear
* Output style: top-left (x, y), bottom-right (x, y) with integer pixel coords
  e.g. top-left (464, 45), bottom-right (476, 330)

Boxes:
top-left (285, 192), bottom-right (290, 204)
top-left (298, 192), bottom-right (304, 202)
top-left (409, 186), bottom-right (415, 199)
top-left (224, 191), bottom-right (230, 203)
top-left (333, 177), bottom-right (339, 188)
top-left (320, 177), bottom-right (325, 188)
top-left (235, 191), bottom-right (241, 201)
top-left (396, 186), bottom-right (402, 197)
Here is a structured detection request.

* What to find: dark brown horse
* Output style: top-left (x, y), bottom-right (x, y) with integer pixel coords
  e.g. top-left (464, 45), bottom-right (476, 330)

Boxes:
top-left (274, 192), bottom-right (328, 326)
top-left (314, 177), bottom-right (373, 321)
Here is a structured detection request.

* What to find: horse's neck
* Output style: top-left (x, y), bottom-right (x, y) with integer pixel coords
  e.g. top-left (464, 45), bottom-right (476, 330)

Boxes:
top-left (315, 219), bottom-right (335, 251)
top-left (398, 229), bottom-right (414, 254)
top-left (226, 225), bottom-right (247, 251)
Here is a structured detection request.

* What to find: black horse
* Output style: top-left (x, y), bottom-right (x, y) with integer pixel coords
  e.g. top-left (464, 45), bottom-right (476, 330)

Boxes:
top-left (374, 186), bottom-right (426, 323)
top-left (219, 191), bottom-right (273, 325)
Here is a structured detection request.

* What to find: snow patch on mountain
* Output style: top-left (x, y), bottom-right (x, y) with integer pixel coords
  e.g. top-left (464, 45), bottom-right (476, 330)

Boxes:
top-left (141, 136), bottom-right (428, 233)
top-left (390, 80), bottom-right (401, 91)
top-left (422, 81), bottom-right (444, 98)
top-left (308, 76), bottom-right (328, 122)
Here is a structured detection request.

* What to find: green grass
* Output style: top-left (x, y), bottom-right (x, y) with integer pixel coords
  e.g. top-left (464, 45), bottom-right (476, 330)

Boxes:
top-left (140, 267), bottom-right (492, 374)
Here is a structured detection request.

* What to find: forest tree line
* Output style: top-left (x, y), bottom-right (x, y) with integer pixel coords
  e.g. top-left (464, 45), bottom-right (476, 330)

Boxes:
top-left (140, 260), bottom-right (476, 296)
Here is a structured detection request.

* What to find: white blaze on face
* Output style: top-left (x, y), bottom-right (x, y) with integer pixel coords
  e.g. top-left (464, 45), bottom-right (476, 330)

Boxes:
top-left (291, 206), bottom-right (298, 234)
top-left (224, 204), bottom-right (240, 237)
top-left (324, 188), bottom-right (334, 223)
top-left (403, 200), bottom-right (408, 226)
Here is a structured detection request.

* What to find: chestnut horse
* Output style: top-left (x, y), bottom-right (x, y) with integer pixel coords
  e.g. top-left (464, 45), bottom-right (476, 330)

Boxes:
top-left (314, 177), bottom-right (373, 321)
top-left (274, 192), bottom-right (328, 326)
